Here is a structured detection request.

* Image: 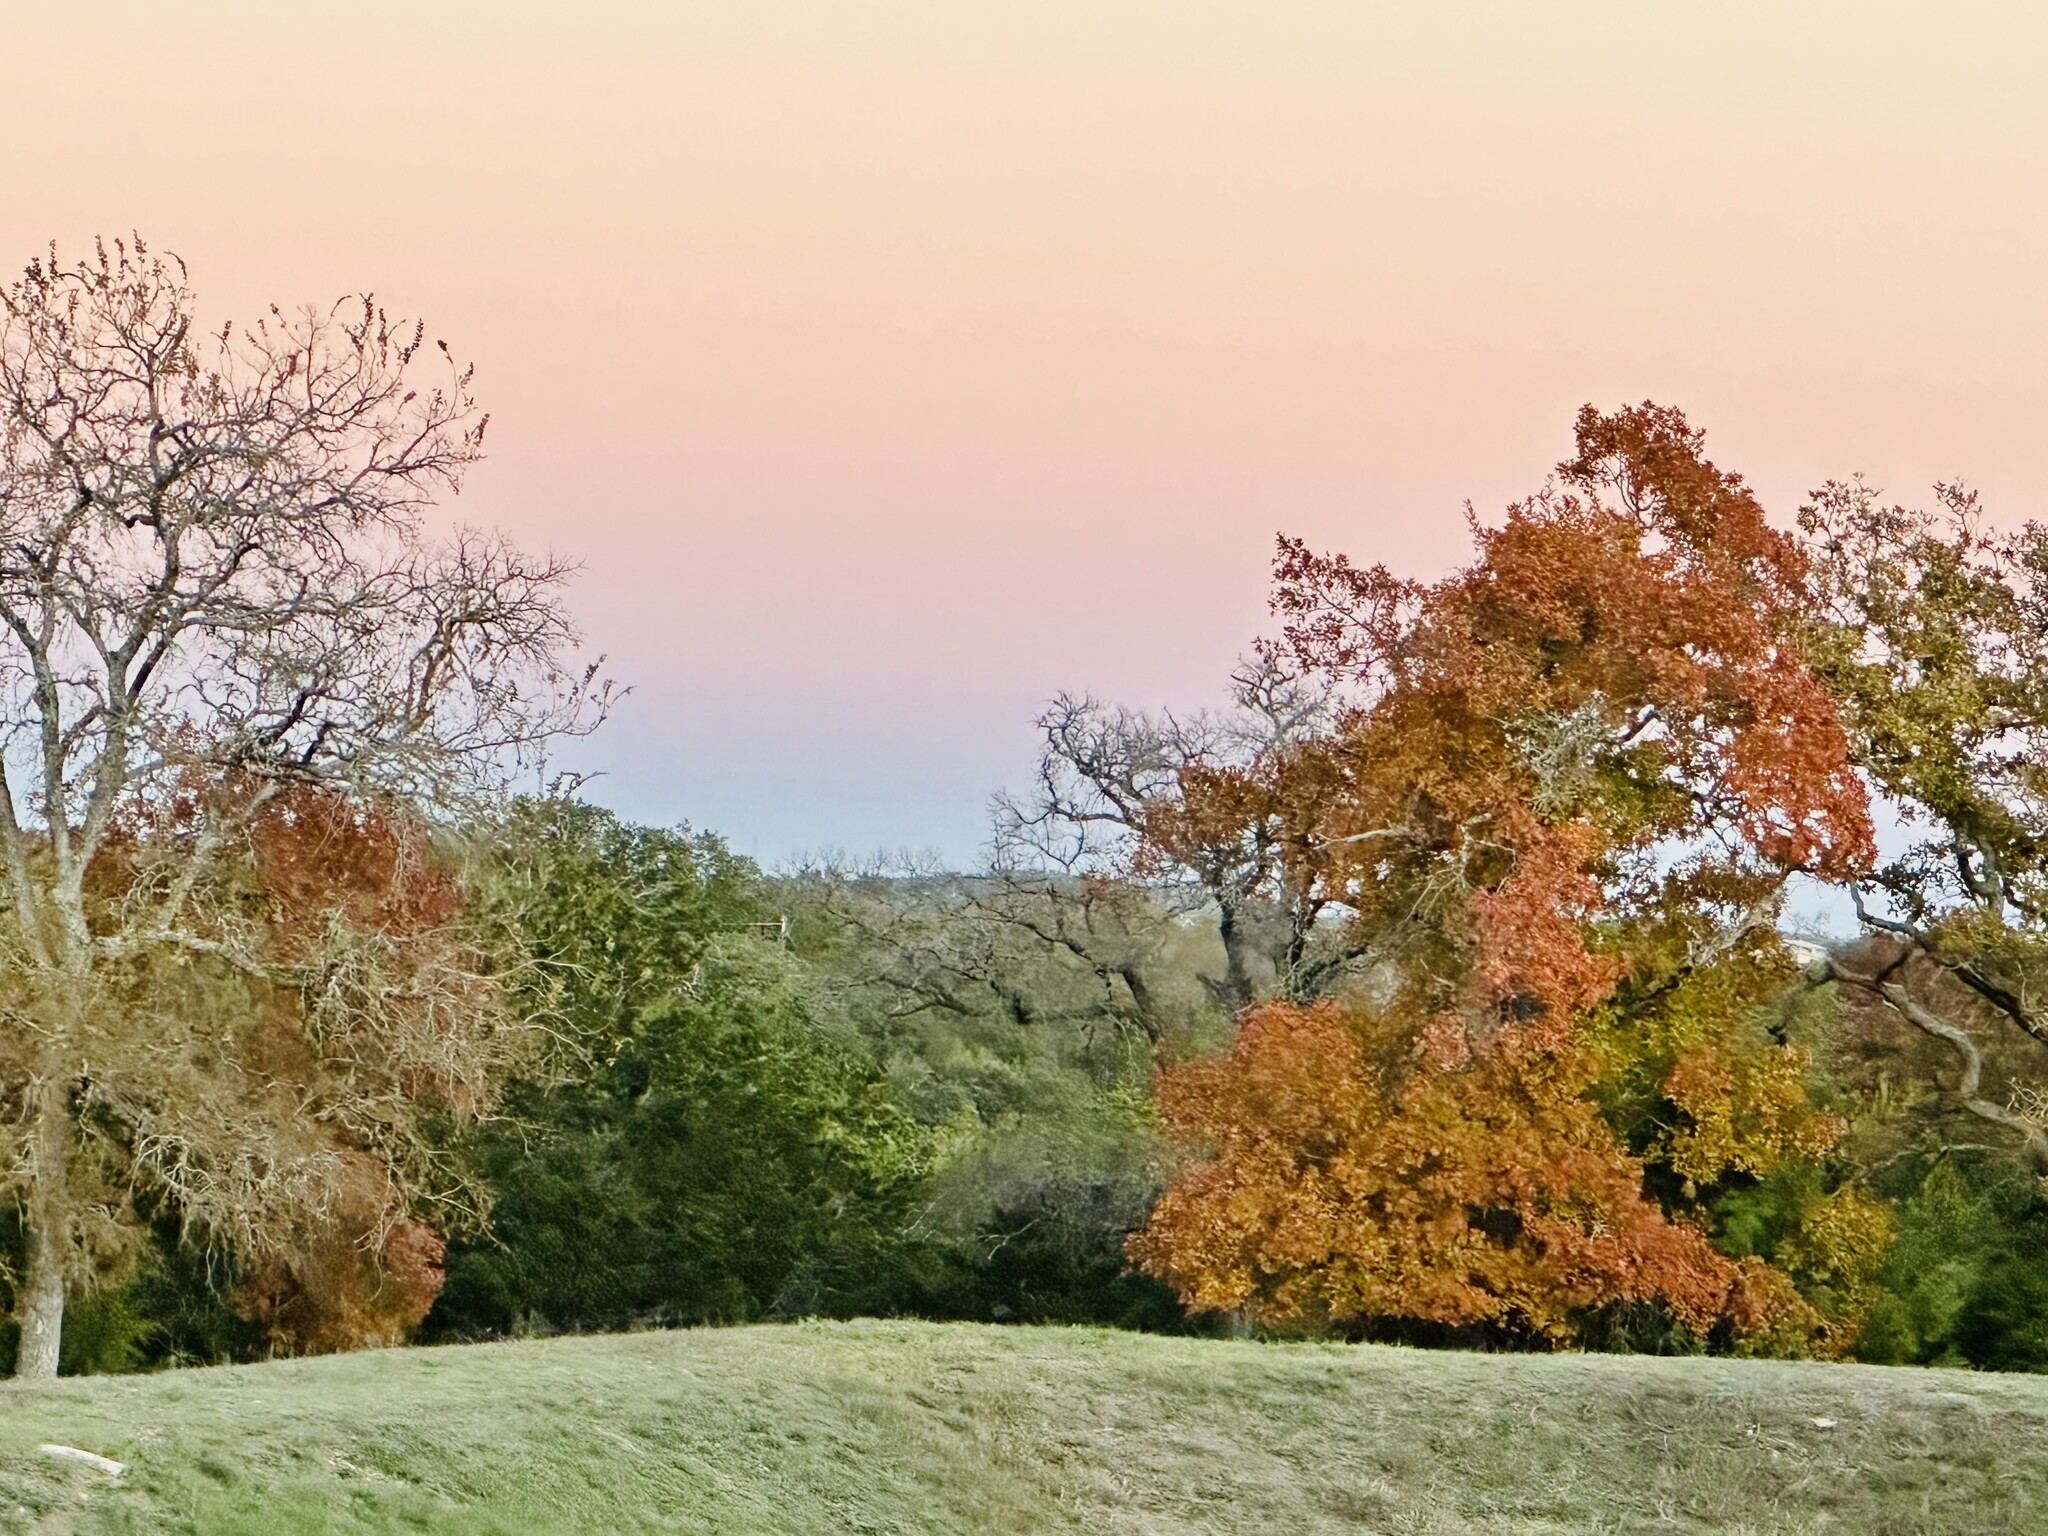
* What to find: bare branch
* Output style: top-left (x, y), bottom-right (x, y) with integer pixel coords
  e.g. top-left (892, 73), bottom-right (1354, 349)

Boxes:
top-left (0, 238), bottom-right (609, 1370)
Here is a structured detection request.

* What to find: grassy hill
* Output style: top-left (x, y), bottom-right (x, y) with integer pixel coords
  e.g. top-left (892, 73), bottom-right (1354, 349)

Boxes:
top-left (0, 1321), bottom-right (2042, 1534)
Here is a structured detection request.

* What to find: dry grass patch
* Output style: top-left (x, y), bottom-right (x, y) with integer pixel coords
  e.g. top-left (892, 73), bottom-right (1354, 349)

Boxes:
top-left (0, 1321), bottom-right (2041, 1533)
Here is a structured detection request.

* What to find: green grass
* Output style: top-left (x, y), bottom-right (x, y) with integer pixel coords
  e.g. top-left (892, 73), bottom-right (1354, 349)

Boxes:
top-left (0, 1321), bottom-right (2042, 1534)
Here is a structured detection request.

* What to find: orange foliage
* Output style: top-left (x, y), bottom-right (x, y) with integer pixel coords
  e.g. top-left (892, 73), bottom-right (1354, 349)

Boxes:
top-left (1661, 1046), bottom-right (1843, 1189)
top-left (229, 791), bottom-right (470, 1350)
top-left (235, 1152), bottom-right (447, 1356)
top-left (1129, 1001), bottom-right (1814, 1340)
top-left (98, 780), bottom-right (479, 1353)
top-left (250, 787), bottom-right (467, 943)
top-left (1133, 405), bottom-right (1873, 1344)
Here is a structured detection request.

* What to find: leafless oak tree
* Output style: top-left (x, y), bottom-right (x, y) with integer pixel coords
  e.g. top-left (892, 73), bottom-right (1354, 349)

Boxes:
top-left (787, 854), bottom-right (1203, 1046)
top-left (992, 651), bottom-right (1364, 1007)
top-left (0, 239), bottom-right (607, 1376)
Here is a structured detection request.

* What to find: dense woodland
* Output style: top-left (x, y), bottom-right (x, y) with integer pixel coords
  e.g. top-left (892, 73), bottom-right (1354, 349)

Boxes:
top-left (4, 247), bottom-right (2047, 1377)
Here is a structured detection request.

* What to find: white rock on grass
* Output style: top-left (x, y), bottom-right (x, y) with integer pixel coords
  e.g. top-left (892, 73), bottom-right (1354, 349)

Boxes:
top-left (39, 1444), bottom-right (125, 1476)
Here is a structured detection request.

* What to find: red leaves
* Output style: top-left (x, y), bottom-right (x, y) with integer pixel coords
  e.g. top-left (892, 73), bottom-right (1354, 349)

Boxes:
top-left (1270, 535), bottom-right (1420, 679)
top-left (251, 787), bottom-right (466, 946)
top-left (1263, 404), bottom-right (1873, 1051)
top-left (1464, 814), bottom-right (1622, 1051)
top-left (1558, 401), bottom-right (1800, 585)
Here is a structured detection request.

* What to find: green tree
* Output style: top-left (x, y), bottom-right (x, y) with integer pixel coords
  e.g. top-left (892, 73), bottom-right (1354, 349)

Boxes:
top-left (431, 804), bottom-right (934, 1334)
top-left (1854, 1155), bottom-right (2048, 1371)
top-left (1799, 481), bottom-right (2048, 1173)
top-left (781, 860), bottom-right (1203, 1329)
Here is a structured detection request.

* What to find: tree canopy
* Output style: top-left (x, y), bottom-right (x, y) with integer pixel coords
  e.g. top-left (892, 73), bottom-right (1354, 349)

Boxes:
top-left (0, 240), bottom-right (603, 1376)
top-left (10, 262), bottom-right (2048, 1380)
top-left (1130, 405), bottom-right (1883, 1346)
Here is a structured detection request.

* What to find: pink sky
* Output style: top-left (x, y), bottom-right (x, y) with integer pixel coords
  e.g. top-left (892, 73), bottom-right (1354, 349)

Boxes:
top-left (5, 3), bottom-right (2043, 862)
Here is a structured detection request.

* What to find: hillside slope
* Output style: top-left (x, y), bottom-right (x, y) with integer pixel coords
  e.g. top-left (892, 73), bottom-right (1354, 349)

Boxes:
top-left (0, 1320), bottom-right (2042, 1534)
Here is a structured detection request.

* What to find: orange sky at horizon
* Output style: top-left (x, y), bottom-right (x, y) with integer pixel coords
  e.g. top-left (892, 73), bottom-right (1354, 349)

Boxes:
top-left (4, 2), bottom-right (2043, 861)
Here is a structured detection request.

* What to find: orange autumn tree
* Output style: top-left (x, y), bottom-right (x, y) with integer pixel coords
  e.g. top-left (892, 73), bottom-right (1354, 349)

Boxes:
top-left (224, 787), bottom-right (490, 1353)
top-left (87, 781), bottom-right (512, 1356)
top-left (1129, 404), bottom-right (1877, 1347)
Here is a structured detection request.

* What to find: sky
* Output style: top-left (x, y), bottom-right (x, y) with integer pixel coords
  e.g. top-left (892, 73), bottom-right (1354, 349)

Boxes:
top-left (3, 3), bottom-right (2043, 869)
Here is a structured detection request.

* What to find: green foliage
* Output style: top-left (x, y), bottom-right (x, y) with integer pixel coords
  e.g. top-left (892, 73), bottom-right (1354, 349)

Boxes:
top-left (122, 1230), bottom-right (260, 1369)
top-left (55, 1284), bottom-right (155, 1377)
top-left (1709, 1159), bottom-right (1892, 1345)
top-left (780, 867), bottom-right (1202, 1330)
top-left (473, 798), bottom-right (770, 1040)
top-left (1956, 1258), bottom-right (2048, 1373)
top-left (884, 1085), bottom-right (1187, 1331)
top-left (432, 805), bottom-right (935, 1335)
top-left (1856, 1157), bottom-right (2048, 1371)
top-left (0, 1210), bottom-right (258, 1376)
top-left (449, 939), bottom-right (933, 1330)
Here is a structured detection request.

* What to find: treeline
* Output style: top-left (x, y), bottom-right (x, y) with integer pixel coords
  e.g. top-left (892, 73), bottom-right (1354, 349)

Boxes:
top-left (24, 792), bottom-right (2048, 1374)
top-left (3, 261), bottom-right (2046, 1381)
top-left (13, 807), bottom-right (1205, 1371)
top-left (451, 404), bottom-right (2048, 1372)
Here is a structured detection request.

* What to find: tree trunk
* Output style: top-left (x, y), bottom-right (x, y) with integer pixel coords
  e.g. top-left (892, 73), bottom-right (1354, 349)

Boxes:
top-left (14, 1091), bottom-right (71, 1380)
top-left (15, 1216), bottom-right (65, 1380)
top-left (1212, 900), bottom-right (1254, 1010)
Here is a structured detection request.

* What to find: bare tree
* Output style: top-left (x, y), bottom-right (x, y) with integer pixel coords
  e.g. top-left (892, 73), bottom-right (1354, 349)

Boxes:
top-left (991, 650), bottom-right (1362, 1007)
top-left (786, 854), bottom-right (1201, 1046)
top-left (0, 239), bottom-right (607, 1376)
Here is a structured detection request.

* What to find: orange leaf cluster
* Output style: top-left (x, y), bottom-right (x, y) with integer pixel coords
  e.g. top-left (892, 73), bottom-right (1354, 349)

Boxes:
top-left (235, 1150), bottom-right (447, 1356)
top-left (1660, 1046), bottom-right (1843, 1189)
top-left (92, 778), bottom-right (489, 1343)
top-left (250, 787), bottom-right (467, 945)
top-left (1129, 1001), bottom-right (1814, 1341)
